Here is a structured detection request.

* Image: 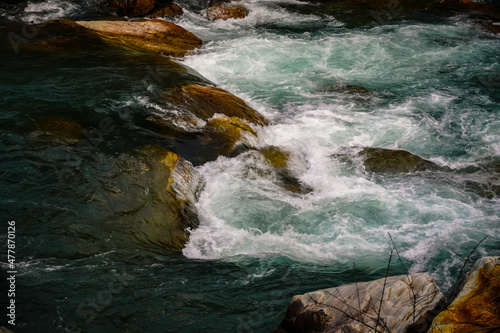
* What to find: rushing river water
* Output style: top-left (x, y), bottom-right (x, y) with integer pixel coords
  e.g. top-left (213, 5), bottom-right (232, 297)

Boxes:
top-left (0, 0), bottom-right (499, 332)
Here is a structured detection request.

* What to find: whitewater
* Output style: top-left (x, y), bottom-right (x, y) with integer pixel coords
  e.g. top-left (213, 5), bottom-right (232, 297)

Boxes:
top-left (0, 0), bottom-right (499, 332)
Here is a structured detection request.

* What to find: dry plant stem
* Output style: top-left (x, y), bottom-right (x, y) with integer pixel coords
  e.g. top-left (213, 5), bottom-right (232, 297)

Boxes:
top-left (388, 232), bottom-right (416, 324)
top-left (448, 236), bottom-right (488, 300)
top-left (374, 248), bottom-right (394, 333)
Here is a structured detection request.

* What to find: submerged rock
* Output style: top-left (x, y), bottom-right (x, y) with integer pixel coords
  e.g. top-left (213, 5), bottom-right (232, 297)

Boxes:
top-left (121, 145), bottom-right (200, 252)
top-left (360, 147), bottom-right (439, 173)
top-left (205, 116), bottom-right (257, 155)
top-left (54, 19), bottom-right (202, 57)
top-left (459, 160), bottom-right (500, 199)
top-left (207, 3), bottom-right (249, 20)
top-left (260, 146), bottom-right (313, 194)
top-left (167, 83), bottom-right (268, 125)
top-left (277, 273), bottom-right (445, 333)
top-left (32, 116), bottom-right (84, 144)
top-left (150, 3), bottom-right (184, 18)
top-left (105, 0), bottom-right (156, 17)
top-left (482, 23), bottom-right (500, 35)
top-left (318, 83), bottom-right (372, 95)
top-left (0, 326), bottom-right (14, 333)
top-left (428, 256), bottom-right (500, 333)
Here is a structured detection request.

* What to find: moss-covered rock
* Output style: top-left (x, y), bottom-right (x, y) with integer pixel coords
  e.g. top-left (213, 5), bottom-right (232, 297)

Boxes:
top-left (126, 145), bottom-right (200, 252)
top-left (261, 145), bottom-right (290, 168)
top-left (167, 83), bottom-right (268, 125)
top-left (360, 147), bottom-right (438, 173)
top-left (204, 116), bottom-right (257, 155)
top-left (260, 146), bottom-right (312, 194)
top-left (428, 257), bottom-right (500, 333)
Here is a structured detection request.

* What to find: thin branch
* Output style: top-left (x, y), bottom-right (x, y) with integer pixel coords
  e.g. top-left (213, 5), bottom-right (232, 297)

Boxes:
top-left (305, 292), bottom-right (381, 332)
top-left (375, 247), bottom-right (394, 333)
top-left (388, 232), bottom-right (416, 324)
top-left (354, 263), bottom-right (362, 315)
top-left (448, 236), bottom-right (488, 300)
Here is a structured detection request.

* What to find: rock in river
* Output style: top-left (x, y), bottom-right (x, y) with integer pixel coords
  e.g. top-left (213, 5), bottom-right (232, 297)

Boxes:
top-left (55, 19), bottom-right (202, 57)
top-left (207, 3), bottom-right (249, 21)
top-left (167, 83), bottom-right (268, 125)
top-left (277, 273), bottom-right (446, 333)
top-left (428, 256), bottom-right (500, 333)
top-left (150, 3), bottom-right (184, 18)
top-left (360, 147), bottom-right (439, 173)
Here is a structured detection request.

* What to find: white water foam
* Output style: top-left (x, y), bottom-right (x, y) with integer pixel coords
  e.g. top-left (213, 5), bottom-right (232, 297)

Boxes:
top-left (22, 0), bottom-right (79, 24)
top-left (180, 3), bottom-right (500, 285)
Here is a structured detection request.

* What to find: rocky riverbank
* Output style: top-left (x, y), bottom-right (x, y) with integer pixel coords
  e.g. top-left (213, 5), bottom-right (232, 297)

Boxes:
top-left (276, 256), bottom-right (499, 333)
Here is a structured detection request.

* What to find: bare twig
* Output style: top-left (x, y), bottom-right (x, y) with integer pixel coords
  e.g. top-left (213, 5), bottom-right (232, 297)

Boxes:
top-left (388, 232), bottom-right (416, 324)
top-left (448, 236), bottom-right (488, 300)
top-left (375, 247), bottom-right (394, 333)
top-left (354, 263), bottom-right (362, 315)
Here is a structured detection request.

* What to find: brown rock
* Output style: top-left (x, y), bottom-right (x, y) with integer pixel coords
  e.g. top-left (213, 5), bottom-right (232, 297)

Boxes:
top-left (168, 83), bottom-right (268, 125)
top-left (204, 116), bottom-right (257, 156)
top-left (131, 145), bottom-right (200, 251)
top-left (56, 19), bottom-right (202, 57)
top-left (360, 147), bottom-right (438, 173)
top-left (278, 273), bottom-right (445, 333)
top-left (260, 146), bottom-right (313, 194)
top-left (207, 4), bottom-right (249, 21)
top-left (106, 0), bottom-right (156, 17)
top-left (428, 256), bottom-right (500, 333)
top-left (482, 23), bottom-right (500, 35)
top-left (34, 116), bottom-right (84, 144)
top-left (150, 3), bottom-right (184, 18)
top-left (261, 145), bottom-right (290, 168)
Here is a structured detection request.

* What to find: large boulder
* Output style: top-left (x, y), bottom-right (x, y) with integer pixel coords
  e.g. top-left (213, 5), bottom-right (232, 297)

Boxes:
top-left (360, 147), bottom-right (439, 173)
top-left (277, 273), bottom-right (446, 333)
top-left (428, 256), bottom-right (500, 333)
top-left (167, 83), bottom-right (268, 125)
top-left (92, 146), bottom-right (201, 252)
top-left (54, 19), bottom-right (202, 57)
top-left (105, 0), bottom-right (156, 17)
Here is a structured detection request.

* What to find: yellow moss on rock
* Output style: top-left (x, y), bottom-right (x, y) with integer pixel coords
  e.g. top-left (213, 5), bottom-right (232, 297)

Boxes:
top-left (428, 257), bottom-right (500, 333)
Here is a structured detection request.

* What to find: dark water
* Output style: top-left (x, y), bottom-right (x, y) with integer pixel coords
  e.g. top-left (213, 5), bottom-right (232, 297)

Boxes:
top-left (1, 0), bottom-right (499, 332)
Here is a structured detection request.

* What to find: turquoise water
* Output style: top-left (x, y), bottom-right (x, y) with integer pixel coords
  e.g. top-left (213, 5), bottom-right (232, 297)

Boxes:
top-left (0, 0), bottom-right (499, 332)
